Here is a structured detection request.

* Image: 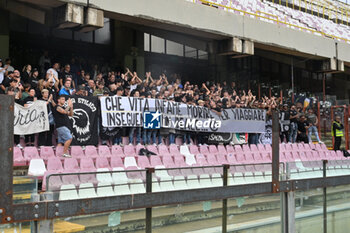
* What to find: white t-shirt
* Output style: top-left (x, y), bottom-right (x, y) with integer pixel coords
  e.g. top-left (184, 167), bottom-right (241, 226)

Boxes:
top-left (46, 68), bottom-right (58, 85)
top-left (130, 84), bottom-right (138, 93)
top-left (0, 68), bottom-right (5, 84)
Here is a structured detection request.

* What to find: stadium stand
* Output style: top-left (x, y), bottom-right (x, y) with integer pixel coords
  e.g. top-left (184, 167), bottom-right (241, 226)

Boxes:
top-left (20, 143), bottom-right (350, 197)
top-left (189, 0), bottom-right (350, 42)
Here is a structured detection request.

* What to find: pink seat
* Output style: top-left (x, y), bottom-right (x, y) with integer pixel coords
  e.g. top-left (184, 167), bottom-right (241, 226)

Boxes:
top-left (111, 145), bottom-right (125, 157)
top-left (206, 154), bottom-right (219, 165)
top-left (252, 152), bottom-right (264, 163)
top-left (174, 156), bottom-right (188, 167)
top-left (64, 158), bottom-right (80, 171)
top-left (61, 173), bottom-right (80, 186)
top-left (284, 144), bottom-right (292, 151)
top-left (13, 147), bottom-right (26, 166)
top-left (169, 145), bottom-right (180, 156)
top-left (40, 147), bottom-right (55, 160)
top-left (291, 144), bottom-right (299, 151)
top-left (217, 145), bottom-right (227, 155)
top-left (257, 144), bottom-right (266, 152)
top-left (242, 144), bottom-right (250, 152)
top-left (95, 157), bottom-right (111, 169)
top-left (162, 157), bottom-right (182, 176)
top-left (216, 154), bottom-right (228, 165)
top-left (283, 152), bottom-right (294, 162)
top-left (23, 147), bottom-right (40, 161)
top-left (47, 157), bottom-right (63, 173)
top-left (135, 144), bottom-right (145, 155)
top-left (85, 146), bottom-right (99, 158)
top-left (146, 145), bottom-right (159, 155)
top-left (260, 152), bottom-right (271, 161)
top-left (79, 158), bottom-right (97, 183)
top-left (110, 156), bottom-right (124, 168)
top-left (62, 159), bottom-right (80, 186)
top-left (209, 145), bottom-right (219, 154)
top-left (98, 145), bottom-right (111, 157)
top-left (163, 156), bottom-right (175, 167)
top-left (309, 143), bottom-right (316, 150)
top-left (150, 156), bottom-right (163, 167)
top-left (55, 146), bottom-right (65, 157)
top-left (235, 153), bottom-right (245, 163)
top-left (124, 145), bottom-right (136, 157)
top-left (195, 154), bottom-right (208, 166)
top-left (265, 144), bottom-right (272, 152)
top-left (245, 153), bottom-right (254, 163)
top-left (189, 145), bottom-right (200, 155)
top-left (42, 172), bottom-right (63, 191)
top-left (297, 143), bottom-right (305, 151)
top-left (226, 154), bottom-right (237, 164)
top-left (320, 143), bottom-right (328, 151)
top-left (71, 146), bottom-right (85, 158)
top-left (250, 144), bottom-right (258, 152)
top-left (174, 156), bottom-right (192, 176)
top-left (279, 144), bottom-right (286, 152)
top-left (138, 156), bottom-right (151, 168)
top-left (225, 145), bottom-right (234, 154)
top-left (80, 158), bottom-right (96, 171)
top-left (234, 145), bottom-right (243, 153)
top-left (199, 145), bottom-right (210, 155)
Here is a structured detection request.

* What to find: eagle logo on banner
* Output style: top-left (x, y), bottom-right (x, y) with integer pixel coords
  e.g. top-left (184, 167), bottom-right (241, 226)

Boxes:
top-left (70, 109), bottom-right (91, 136)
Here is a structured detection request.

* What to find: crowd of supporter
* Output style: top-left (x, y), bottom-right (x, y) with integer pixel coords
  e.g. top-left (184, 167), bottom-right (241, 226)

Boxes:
top-left (0, 56), bottom-right (327, 155)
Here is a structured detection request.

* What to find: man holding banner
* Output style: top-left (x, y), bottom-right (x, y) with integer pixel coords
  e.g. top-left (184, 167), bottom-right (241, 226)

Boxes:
top-left (54, 96), bottom-right (74, 158)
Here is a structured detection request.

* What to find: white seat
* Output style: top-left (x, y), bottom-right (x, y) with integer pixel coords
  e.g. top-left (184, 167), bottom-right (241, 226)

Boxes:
top-left (254, 172), bottom-right (266, 183)
top-left (155, 165), bottom-right (172, 180)
top-left (97, 182), bottom-right (114, 197)
top-left (112, 167), bottom-right (129, 185)
top-left (124, 157), bottom-right (138, 168)
top-left (180, 145), bottom-right (191, 156)
top-left (232, 173), bottom-right (246, 185)
top-left (152, 178), bottom-right (162, 192)
top-left (211, 173), bottom-right (223, 187)
top-left (187, 175), bottom-right (201, 189)
top-left (28, 159), bottom-right (47, 176)
top-left (59, 184), bottom-right (79, 200)
top-left (78, 183), bottom-right (97, 199)
top-left (244, 172), bottom-right (256, 184)
top-left (185, 154), bottom-right (197, 166)
top-left (199, 174), bottom-right (214, 188)
top-left (173, 176), bottom-right (188, 190)
top-left (96, 168), bottom-right (113, 184)
top-left (114, 184), bottom-right (131, 195)
top-left (160, 177), bottom-right (175, 191)
top-left (129, 179), bottom-right (146, 194)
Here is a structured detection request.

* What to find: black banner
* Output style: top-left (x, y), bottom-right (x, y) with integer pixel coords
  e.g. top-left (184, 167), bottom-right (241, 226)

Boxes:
top-left (206, 133), bottom-right (234, 144)
top-left (69, 96), bottom-right (99, 145)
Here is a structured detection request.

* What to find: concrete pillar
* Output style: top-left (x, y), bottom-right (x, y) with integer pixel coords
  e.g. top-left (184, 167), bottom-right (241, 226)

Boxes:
top-left (0, 9), bottom-right (9, 59)
top-left (208, 40), bottom-right (228, 82)
top-left (113, 20), bottom-right (145, 75)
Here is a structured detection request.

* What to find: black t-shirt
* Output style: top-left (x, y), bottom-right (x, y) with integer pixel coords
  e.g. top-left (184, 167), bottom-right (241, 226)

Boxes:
top-left (59, 71), bottom-right (73, 85)
top-left (290, 110), bottom-right (298, 123)
top-left (77, 75), bottom-right (86, 86)
top-left (22, 71), bottom-right (31, 84)
top-left (28, 76), bottom-right (39, 90)
top-left (297, 121), bottom-right (308, 133)
top-left (47, 86), bottom-right (58, 101)
top-left (53, 105), bottom-right (70, 128)
top-left (24, 96), bottom-right (35, 106)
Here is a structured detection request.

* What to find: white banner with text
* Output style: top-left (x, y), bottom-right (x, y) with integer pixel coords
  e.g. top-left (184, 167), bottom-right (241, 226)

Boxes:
top-left (100, 96), bottom-right (266, 133)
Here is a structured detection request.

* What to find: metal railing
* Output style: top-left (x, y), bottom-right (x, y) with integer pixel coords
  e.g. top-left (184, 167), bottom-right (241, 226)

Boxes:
top-left (2, 96), bottom-right (350, 233)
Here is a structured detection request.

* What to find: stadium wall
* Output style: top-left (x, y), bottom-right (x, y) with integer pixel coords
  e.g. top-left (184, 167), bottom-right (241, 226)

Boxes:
top-left (66, 0), bottom-right (350, 63)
